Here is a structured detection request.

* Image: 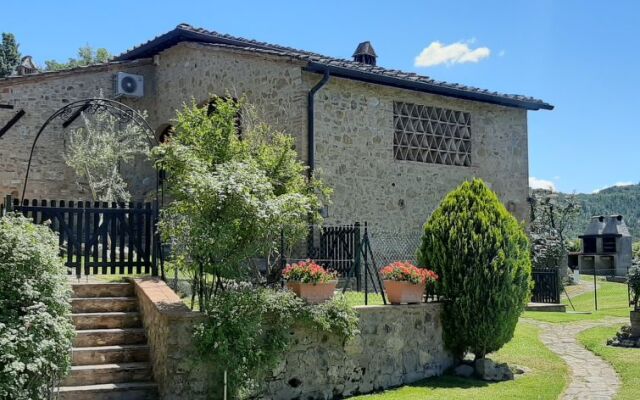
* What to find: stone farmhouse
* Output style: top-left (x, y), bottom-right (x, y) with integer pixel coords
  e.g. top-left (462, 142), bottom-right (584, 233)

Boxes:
top-left (0, 24), bottom-right (552, 234)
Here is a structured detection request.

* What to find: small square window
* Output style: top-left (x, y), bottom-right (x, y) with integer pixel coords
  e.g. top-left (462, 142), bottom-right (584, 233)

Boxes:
top-left (602, 237), bottom-right (616, 253)
top-left (583, 237), bottom-right (596, 253)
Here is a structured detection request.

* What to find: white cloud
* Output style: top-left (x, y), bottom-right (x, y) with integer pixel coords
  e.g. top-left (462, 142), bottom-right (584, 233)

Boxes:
top-left (414, 40), bottom-right (491, 67)
top-left (592, 181), bottom-right (634, 194)
top-left (529, 177), bottom-right (556, 191)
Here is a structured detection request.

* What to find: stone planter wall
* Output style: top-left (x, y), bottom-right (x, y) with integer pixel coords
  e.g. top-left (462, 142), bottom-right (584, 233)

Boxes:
top-left (132, 278), bottom-right (218, 400)
top-left (133, 278), bottom-right (452, 400)
top-left (263, 303), bottom-right (453, 399)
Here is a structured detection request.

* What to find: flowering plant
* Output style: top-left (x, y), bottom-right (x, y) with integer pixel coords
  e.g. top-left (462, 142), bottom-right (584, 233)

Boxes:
top-left (380, 262), bottom-right (438, 285)
top-left (282, 260), bottom-right (336, 284)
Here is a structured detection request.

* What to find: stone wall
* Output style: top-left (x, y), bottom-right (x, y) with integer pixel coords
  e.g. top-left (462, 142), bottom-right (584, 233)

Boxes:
top-left (263, 303), bottom-right (453, 400)
top-left (312, 75), bottom-right (529, 234)
top-left (0, 60), bottom-right (157, 201)
top-left (132, 278), bottom-right (216, 400)
top-left (153, 43), bottom-right (309, 161)
top-left (132, 278), bottom-right (452, 400)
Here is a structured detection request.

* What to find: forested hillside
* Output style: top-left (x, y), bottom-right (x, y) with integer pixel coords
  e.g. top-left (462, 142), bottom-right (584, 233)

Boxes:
top-left (556, 184), bottom-right (640, 241)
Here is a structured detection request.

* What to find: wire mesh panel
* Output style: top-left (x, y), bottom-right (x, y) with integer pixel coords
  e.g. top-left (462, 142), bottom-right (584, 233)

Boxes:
top-left (368, 229), bottom-right (423, 266)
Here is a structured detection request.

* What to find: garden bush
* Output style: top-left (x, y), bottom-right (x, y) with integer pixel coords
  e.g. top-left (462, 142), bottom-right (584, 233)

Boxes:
top-left (417, 179), bottom-right (531, 360)
top-left (194, 286), bottom-right (358, 398)
top-left (629, 265), bottom-right (640, 310)
top-left (0, 214), bottom-right (75, 399)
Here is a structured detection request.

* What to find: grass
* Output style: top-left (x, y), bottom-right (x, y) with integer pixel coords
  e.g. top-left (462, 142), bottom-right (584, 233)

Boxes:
top-left (523, 279), bottom-right (631, 323)
top-left (343, 291), bottom-right (385, 307)
top-left (578, 324), bottom-right (640, 400)
top-left (353, 323), bottom-right (568, 400)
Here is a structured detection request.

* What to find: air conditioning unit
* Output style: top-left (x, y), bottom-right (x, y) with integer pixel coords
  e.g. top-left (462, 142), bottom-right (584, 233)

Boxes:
top-left (114, 72), bottom-right (144, 98)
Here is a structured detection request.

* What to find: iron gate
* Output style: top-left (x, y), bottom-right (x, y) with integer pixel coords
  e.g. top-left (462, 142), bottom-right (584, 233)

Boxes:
top-left (308, 223), bottom-right (361, 277)
top-left (531, 267), bottom-right (561, 303)
top-left (4, 196), bottom-right (159, 277)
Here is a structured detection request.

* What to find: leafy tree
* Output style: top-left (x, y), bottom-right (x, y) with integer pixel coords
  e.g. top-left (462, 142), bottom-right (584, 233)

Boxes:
top-left (0, 214), bottom-right (75, 399)
top-left (44, 45), bottom-right (111, 71)
top-left (547, 184), bottom-right (640, 242)
top-left (0, 33), bottom-right (21, 77)
top-left (629, 265), bottom-right (640, 310)
top-left (153, 97), bottom-right (329, 308)
top-left (528, 189), bottom-right (580, 269)
top-left (417, 179), bottom-right (531, 360)
top-left (633, 242), bottom-right (640, 264)
top-left (566, 238), bottom-right (582, 253)
top-left (63, 98), bottom-right (150, 203)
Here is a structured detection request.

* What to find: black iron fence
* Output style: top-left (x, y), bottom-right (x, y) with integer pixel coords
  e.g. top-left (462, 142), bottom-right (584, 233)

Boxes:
top-left (531, 267), bottom-right (561, 303)
top-left (308, 223), bottom-right (361, 278)
top-left (3, 195), bottom-right (161, 277)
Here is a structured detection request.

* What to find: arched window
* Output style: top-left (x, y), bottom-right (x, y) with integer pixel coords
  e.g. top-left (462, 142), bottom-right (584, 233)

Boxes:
top-left (156, 124), bottom-right (174, 144)
top-left (200, 96), bottom-right (242, 137)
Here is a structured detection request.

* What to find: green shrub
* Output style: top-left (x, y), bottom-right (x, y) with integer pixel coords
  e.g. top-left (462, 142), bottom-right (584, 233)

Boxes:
top-left (194, 287), bottom-right (358, 398)
top-left (417, 179), bottom-right (531, 359)
top-left (629, 265), bottom-right (640, 310)
top-left (0, 214), bottom-right (75, 399)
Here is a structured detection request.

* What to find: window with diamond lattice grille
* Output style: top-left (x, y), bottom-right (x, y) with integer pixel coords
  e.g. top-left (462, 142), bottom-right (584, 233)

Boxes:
top-left (393, 102), bottom-right (471, 166)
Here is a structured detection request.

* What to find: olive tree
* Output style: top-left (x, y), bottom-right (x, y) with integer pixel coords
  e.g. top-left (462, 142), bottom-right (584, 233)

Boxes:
top-left (417, 179), bottom-right (531, 360)
top-left (63, 99), bottom-right (150, 203)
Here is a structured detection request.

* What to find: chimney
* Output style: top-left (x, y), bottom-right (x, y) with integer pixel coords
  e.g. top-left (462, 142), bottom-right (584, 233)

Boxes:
top-left (352, 41), bottom-right (377, 66)
top-left (16, 56), bottom-right (39, 76)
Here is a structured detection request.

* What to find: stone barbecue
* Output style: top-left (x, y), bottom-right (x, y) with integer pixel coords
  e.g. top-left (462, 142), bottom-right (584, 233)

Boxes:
top-left (578, 215), bottom-right (632, 276)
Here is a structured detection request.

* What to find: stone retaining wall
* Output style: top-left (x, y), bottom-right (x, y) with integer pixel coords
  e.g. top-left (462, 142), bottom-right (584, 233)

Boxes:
top-left (132, 278), bottom-right (216, 400)
top-left (263, 303), bottom-right (453, 399)
top-left (133, 278), bottom-right (452, 400)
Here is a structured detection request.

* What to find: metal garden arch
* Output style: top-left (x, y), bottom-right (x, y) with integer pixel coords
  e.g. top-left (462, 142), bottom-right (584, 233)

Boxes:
top-left (21, 97), bottom-right (160, 203)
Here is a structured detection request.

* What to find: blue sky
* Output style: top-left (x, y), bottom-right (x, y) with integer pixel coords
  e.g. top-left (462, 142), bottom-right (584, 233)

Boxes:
top-left (2, 0), bottom-right (638, 194)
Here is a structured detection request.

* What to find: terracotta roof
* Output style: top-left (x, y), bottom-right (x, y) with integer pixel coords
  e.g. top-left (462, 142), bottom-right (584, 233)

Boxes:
top-left (0, 58), bottom-right (152, 85)
top-left (116, 24), bottom-right (553, 111)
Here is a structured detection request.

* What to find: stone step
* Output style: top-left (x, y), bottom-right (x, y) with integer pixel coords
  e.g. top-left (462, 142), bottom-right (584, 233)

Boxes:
top-left (72, 283), bottom-right (134, 298)
top-left (56, 382), bottom-right (158, 400)
top-left (73, 345), bottom-right (150, 366)
top-left (72, 312), bottom-right (142, 330)
top-left (71, 297), bottom-right (138, 313)
top-left (62, 363), bottom-right (152, 386)
top-left (74, 329), bottom-right (147, 347)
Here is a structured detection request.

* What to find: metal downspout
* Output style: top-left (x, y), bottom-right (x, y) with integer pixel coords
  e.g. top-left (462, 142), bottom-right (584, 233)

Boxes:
top-left (307, 70), bottom-right (330, 177)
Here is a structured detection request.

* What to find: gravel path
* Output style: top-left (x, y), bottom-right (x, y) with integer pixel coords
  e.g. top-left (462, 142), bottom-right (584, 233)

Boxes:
top-left (523, 318), bottom-right (626, 400)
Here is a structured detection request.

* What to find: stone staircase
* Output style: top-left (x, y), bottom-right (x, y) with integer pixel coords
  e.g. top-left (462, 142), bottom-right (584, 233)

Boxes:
top-left (56, 282), bottom-right (158, 400)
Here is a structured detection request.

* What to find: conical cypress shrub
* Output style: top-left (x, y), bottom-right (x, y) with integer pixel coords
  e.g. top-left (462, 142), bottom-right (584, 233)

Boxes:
top-left (417, 179), bottom-right (531, 360)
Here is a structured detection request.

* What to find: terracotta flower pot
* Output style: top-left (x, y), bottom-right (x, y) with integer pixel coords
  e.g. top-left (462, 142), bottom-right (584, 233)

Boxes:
top-left (287, 280), bottom-right (337, 304)
top-left (631, 310), bottom-right (640, 337)
top-left (383, 280), bottom-right (425, 305)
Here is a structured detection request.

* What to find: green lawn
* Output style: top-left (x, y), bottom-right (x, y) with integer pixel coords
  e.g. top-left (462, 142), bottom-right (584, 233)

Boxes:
top-left (343, 291), bottom-right (385, 307)
top-left (578, 325), bottom-right (640, 400)
top-left (353, 323), bottom-right (568, 400)
top-left (523, 279), bottom-right (631, 323)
